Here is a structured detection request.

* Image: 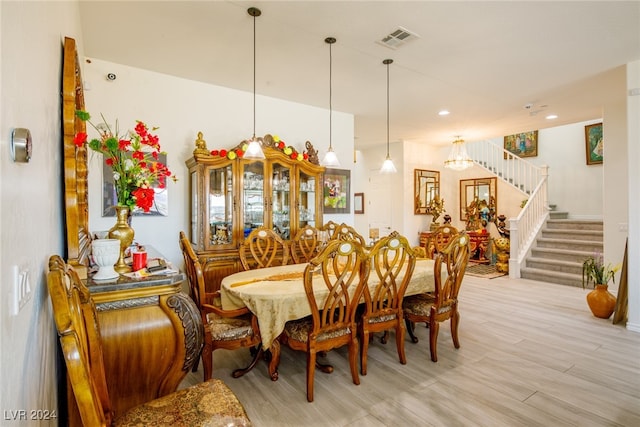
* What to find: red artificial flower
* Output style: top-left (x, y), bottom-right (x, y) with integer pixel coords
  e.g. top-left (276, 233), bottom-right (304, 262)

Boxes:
top-left (132, 151), bottom-right (145, 161)
top-left (146, 134), bottom-right (159, 148)
top-left (74, 132), bottom-right (87, 147)
top-left (132, 187), bottom-right (155, 212)
top-left (151, 151), bottom-right (158, 160)
top-left (211, 150), bottom-right (219, 156)
top-left (134, 121), bottom-right (148, 138)
top-left (105, 158), bottom-right (114, 166)
top-left (290, 152), bottom-right (297, 159)
top-left (118, 139), bottom-right (130, 150)
top-left (278, 142), bottom-right (285, 149)
top-left (220, 149), bottom-right (227, 158)
top-left (236, 149), bottom-right (244, 158)
top-left (303, 153), bottom-right (309, 160)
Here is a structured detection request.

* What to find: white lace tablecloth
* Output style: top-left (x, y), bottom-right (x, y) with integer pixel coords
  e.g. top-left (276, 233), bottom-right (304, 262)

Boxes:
top-left (221, 259), bottom-right (436, 349)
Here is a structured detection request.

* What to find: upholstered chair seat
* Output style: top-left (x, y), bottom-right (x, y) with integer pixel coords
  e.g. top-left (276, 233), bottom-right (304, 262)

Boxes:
top-left (115, 379), bottom-right (251, 426)
top-left (206, 312), bottom-right (256, 341)
top-left (284, 317), bottom-right (351, 343)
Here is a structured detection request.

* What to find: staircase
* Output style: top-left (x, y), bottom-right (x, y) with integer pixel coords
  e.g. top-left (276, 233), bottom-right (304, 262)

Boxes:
top-left (519, 210), bottom-right (603, 287)
top-left (466, 140), bottom-right (548, 277)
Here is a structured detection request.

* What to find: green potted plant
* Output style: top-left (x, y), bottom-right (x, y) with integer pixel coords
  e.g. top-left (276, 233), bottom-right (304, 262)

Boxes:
top-left (582, 252), bottom-right (620, 319)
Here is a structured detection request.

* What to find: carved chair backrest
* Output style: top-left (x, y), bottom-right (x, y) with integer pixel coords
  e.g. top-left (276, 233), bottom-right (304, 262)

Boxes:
top-left (320, 220), bottom-right (339, 240)
top-left (426, 225), bottom-right (459, 259)
top-left (180, 231), bottom-right (211, 308)
top-left (290, 224), bottom-right (320, 264)
top-left (303, 240), bottom-right (370, 336)
top-left (239, 227), bottom-right (289, 270)
top-left (47, 255), bottom-right (114, 426)
top-left (363, 232), bottom-right (416, 318)
top-left (331, 223), bottom-right (366, 246)
top-left (433, 232), bottom-right (471, 312)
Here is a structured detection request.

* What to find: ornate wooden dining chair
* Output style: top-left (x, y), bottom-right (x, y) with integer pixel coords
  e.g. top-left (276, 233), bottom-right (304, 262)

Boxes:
top-left (180, 231), bottom-right (263, 381)
top-left (359, 232), bottom-right (416, 375)
top-left (47, 254), bottom-right (252, 426)
top-left (290, 224), bottom-right (321, 264)
top-left (239, 226), bottom-right (289, 270)
top-left (403, 231), bottom-right (470, 362)
top-left (425, 224), bottom-right (459, 259)
top-left (282, 240), bottom-right (370, 402)
top-left (320, 220), bottom-right (339, 240)
top-left (331, 223), bottom-right (367, 246)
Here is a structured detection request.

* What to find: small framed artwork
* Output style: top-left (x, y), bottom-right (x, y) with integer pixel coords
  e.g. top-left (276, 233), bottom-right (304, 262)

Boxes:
top-left (323, 168), bottom-right (350, 214)
top-left (102, 153), bottom-right (169, 217)
top-left (504, 130), bottom-right (538, 158)
top-left (354, 193), bottom-right (364, 214)
top-left (585, 123), bottom-right (603, 165)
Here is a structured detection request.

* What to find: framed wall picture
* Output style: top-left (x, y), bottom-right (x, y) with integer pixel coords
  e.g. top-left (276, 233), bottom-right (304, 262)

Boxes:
top-left (585, 122), bottom-right (603, 165)
top-left (323, 168), bottom-right (350, 213)
top-left (354, 193), bottom-right (364, 214)
top-left (504, 130), bottom-right (538, 158)
top-left (102, 153), bottom-right (169, 217)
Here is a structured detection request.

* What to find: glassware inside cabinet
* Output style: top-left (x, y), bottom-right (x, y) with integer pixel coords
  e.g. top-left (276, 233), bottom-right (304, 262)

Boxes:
top-left (298, 171), bottom-right (316, 228)
top-left (243, 162), bottom-right (265, 237)
top-left (271, 162), bottom-right (291, 240)
top-left (208, 165), bottom-right (233, 245)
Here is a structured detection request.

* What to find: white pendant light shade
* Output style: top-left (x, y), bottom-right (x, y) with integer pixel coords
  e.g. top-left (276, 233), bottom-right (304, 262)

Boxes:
top-left (244, 7), bottom-right (265, 160)
top-left (380, 156), bottom-right (397, 174)
top-left (321, 147), bottom-right (340, 167)
top-left (321, 37), bottom-right (341, 167)
top-left (444, 137), bottom-right (473, 171)
top-left (380, 58), bottom-right (397, 174)
top-left (245, 137), bottom-right (265, 159)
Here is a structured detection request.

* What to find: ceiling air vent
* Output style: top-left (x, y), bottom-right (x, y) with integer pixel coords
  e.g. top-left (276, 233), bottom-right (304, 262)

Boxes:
top-left (377, 27), bottom-right (420, 49)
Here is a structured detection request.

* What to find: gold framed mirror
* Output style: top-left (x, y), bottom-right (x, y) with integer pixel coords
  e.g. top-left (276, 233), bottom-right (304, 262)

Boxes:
top-left (62, 36), bottom-right (90, 277)
top-left (414, 169), bottom-right (440, 214)
top-left (459, 177), bottom-right (497, 221)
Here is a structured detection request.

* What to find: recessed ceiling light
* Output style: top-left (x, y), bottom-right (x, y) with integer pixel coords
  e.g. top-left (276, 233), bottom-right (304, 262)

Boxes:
top-left (438, 110), bottom-right (450, 116)
top-left (546, 114), bottom-right (558, 120)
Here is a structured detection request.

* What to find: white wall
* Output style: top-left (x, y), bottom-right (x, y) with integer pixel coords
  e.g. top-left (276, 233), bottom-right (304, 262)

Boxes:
top-left (602, 66), bottom-right (629, 294)
top-left (626, 60), bottom-right (640, 332)
top-left (1, 1), bottom-right (83, 423)
top-left (82, 59), bottom-right (354, 267)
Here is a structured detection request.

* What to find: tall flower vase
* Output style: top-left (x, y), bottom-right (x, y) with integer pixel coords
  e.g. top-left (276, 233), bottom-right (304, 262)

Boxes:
top-left (586, 284), bottom-right (617, 319)
top-left (109, 206), bottom-right (134, 274)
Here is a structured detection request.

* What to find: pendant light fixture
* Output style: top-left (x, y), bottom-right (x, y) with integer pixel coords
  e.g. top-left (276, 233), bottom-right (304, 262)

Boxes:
top-left (443, 136), bottom-right (473, 171)
top-left (379, 59), bottom-right (397, 174)
top-left (243, 7), bottom-right (265, 160)
top-left (321, 37), bottom-right (340, 167)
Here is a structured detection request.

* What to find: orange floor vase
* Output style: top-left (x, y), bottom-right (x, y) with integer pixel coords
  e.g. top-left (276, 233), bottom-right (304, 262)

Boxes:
top-left (586, 284), bottom-right (617, 319)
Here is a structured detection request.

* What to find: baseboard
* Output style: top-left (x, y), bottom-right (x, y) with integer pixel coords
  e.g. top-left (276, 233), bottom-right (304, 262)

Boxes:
top-left (626, 321), bottom-right (640, 333)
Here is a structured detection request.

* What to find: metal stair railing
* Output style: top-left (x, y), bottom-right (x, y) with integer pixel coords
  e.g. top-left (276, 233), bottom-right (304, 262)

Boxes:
top-left (466, 139), bottom-right (549, 277)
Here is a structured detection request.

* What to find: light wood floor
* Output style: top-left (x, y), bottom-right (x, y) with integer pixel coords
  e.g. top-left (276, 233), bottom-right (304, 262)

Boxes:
top-left (180, 275), bottom-right (640, 426)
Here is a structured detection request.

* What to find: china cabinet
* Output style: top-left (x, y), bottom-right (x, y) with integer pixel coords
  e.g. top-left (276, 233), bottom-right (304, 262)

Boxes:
top-left (186, 133), bottom-right (324, 288)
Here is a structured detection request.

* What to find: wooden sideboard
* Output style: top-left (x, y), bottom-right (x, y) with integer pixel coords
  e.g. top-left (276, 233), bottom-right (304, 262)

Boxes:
top-left (67, 273), bottom-right (202, 425)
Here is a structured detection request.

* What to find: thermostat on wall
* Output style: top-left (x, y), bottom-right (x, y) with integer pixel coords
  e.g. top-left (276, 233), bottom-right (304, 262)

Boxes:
top-left (11, 128), bottom-right (32, 163)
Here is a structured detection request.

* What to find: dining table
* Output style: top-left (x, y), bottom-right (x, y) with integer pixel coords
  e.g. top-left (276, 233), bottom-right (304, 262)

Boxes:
top-left (220, 257), bottom-right (438, 380)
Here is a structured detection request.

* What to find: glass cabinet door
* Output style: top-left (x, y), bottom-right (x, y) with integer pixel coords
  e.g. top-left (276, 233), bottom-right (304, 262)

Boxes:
top-left (207, 165), bottom-right (234, 246)
top-left (298, 170), bottom-right (317, 229)
top-left (271, 162), bottom-right (292, 240)
top-left (242, 162), bottom-right (265, 237)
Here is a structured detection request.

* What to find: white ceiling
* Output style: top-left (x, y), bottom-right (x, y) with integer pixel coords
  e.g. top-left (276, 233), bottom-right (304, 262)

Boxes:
top-left (78, 1), bottom-right (640, 150)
